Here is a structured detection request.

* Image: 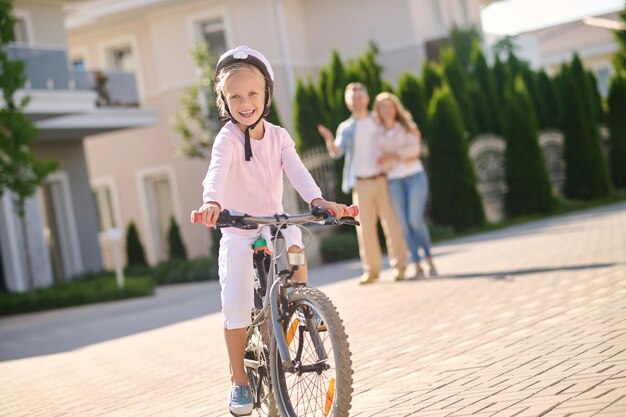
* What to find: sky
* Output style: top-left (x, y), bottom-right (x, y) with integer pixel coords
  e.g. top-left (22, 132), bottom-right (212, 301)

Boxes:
top-left (481, 0), bottom-right (625, 35)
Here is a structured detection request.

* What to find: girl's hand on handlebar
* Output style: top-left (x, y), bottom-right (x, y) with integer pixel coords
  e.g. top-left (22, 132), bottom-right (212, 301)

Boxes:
top-left (312, 198), bottom-right (349, 219)
top-left (195, 202), bottom-right (221, 228)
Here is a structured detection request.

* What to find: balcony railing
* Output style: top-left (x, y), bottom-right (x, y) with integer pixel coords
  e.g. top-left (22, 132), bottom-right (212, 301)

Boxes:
top-left (7, 44), bottom-right (139, 107)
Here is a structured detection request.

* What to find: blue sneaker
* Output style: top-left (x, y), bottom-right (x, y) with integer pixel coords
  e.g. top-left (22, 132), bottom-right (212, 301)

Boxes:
top-left (228, 384), bottom-right (253, 416)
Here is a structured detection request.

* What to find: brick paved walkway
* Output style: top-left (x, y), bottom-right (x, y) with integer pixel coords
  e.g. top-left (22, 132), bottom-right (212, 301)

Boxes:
top-left (1, 202), bottom-right (625, 416)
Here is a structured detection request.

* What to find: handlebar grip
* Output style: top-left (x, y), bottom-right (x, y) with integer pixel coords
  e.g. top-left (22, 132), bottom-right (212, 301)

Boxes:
top-left (191, 210), bottom-right (204, 224)
top-left (343, 205), bottom-right (359, 217)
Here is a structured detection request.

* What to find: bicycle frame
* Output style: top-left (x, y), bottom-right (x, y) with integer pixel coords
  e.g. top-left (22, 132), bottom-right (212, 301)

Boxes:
top-left (192, 206), bottom-right (359, 371)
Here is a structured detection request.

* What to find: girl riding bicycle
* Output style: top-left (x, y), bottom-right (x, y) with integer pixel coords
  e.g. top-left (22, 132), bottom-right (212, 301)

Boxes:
top-left (196, 46), bottom-right (347, 416)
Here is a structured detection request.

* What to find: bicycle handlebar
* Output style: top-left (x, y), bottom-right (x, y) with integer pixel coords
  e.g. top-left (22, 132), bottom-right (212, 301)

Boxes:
top-left (190, 205), bottom-right (360, 229)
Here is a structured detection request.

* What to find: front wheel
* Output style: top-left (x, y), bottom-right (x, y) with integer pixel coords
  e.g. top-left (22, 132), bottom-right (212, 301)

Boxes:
top-left (270, 287), bottom-right (352, 417)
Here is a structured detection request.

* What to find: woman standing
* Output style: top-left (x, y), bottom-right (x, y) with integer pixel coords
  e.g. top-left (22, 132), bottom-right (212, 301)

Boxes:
top-left (374, 92), bottom-right (437, 278)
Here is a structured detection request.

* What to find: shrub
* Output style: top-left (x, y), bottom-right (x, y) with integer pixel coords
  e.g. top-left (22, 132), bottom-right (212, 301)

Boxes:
top-left (427, 85), bottom-right (485, 231)
top-left (503, 77), bottom-right (555, 216)
top-left (151, 257), bottom-right (217, 285)
top-left (560, 55), bottom-right (611, 200)
top-left (0, 274), bottom-right (154, 317)
top-left (320, 232), bottom-right (359, 263)
top-left (126, 222), bottom-right (147, 267)
top-left (608, 75), bottom-right (626, 189)
top-left (167, 217), bottom-right (187, 260)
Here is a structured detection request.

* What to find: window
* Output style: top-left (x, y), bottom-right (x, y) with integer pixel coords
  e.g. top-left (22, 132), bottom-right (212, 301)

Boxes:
top-left (458, 0), bottom-right (469, 26)
top-left (198, 18), bottom-right (227, 59)
top-left (72, 57), bottom-right (86, 71)
top-left (93, 185), bottom-right (118, 232)
top-left (110, 46), bottom-right (134, 71)
top-left (431, 0), bottom-right (444, 29)
top-left (596, 68), bottom-right (610, 98)
top-left (13, 17), bottom-right (28, 43)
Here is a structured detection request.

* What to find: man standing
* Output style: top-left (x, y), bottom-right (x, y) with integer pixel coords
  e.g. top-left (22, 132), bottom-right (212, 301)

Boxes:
top-left (318, 82), bottom-right (408, 284)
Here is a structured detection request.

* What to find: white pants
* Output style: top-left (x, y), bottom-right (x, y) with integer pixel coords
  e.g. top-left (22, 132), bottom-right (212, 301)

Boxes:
top-left (219, 225), bottom-right (303, 329)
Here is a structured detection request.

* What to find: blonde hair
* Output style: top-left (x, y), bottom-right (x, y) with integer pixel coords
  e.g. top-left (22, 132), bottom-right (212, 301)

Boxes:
top-left (214, 62), bottom-right (270, 121)
top-left (373, 92), bottom-right (418, 134)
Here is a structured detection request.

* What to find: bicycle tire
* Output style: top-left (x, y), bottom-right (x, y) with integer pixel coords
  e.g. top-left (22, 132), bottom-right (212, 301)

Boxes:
top-left (245, 323), bottom-right (279, 417)
top-left (270, 287), bottom-right (352, 417)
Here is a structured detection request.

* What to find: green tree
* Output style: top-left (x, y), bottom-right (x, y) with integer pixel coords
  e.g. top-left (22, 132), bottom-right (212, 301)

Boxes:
top-left (467, 80), bottom-right (493, 134)
top-left (351, 42), bottom-right (384, 100)
top-left (0, 1), bottom-right (58, 291)
top-left (396, 72), bottom-right (427, 131)
top-left (607, 74), bottom-right (626, 189)
top-left (293, 79), bottom-right (326, 152)
top-left (167, 217), bottom-right (187, 260)
top-left (441, 47), bottom-right (477, 137)
top-left (492, 55), bottom-right (510, 108)
top-left (421, 61), bottom-right (443, 112)
top-left (536, 70), bottom-right (561, 128)
top-left (126, 222), bottom-right (148, 267)
top-left (265, 99), bottom-right (283, 126)
top-left (427, 86), bottom-right (484, 231)
top-left (586, 70), bottom-right (605, 124)
top-left (612, 5), bottom-right (626, 74)
top-left (173, 41), bottom-right (218, 159)
top-left (470, 44), bottom-right (499, 133)
top-left (560, 55), bottom-right (611, 199)
top-left (449, 26), bottom-right (482, 73)
top-left (503, 78), bottom-right (554, 216)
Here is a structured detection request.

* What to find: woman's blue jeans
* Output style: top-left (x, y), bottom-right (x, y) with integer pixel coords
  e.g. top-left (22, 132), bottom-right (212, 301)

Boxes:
top-left (388, 171), bottom-right (432, 262)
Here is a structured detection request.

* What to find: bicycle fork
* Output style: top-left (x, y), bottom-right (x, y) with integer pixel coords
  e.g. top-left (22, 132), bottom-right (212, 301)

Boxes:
top-left (269, 275), bottom-right (328, 370)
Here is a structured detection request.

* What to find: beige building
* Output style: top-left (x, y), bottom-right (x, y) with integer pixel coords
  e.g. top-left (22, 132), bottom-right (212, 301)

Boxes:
top-left (0, 0), bottom-right (156, 292)
top-left (64, 0), bottom-right (489, 268)
top-left (507, 10), bottom-right (624, 97)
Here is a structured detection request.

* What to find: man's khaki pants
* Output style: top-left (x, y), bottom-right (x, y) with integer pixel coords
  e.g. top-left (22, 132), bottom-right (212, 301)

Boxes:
top-left (352, 176), bottom-right (408, 276)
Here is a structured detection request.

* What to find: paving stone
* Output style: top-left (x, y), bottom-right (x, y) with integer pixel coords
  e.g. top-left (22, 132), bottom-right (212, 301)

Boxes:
top-left (1, 202), bottom-right (625, 416)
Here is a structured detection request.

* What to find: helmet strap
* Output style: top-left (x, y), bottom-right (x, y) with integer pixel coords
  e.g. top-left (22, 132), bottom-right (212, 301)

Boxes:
top-left (243, 109), bottom-right (265, 161)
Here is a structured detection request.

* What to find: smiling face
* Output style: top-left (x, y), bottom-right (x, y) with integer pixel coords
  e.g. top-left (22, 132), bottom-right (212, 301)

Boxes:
top-left (222, 66), bottom-right (266, 128)
top-left (376, 98), bottom-right (397, 125)
top-left (345, 85), bottom-right (369, 116)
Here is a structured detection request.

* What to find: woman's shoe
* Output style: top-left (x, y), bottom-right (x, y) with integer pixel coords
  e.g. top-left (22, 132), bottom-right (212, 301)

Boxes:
top-left (426, 259), bottom-right (438, 277)
top-left (359, 273), bottom-right (379, 285)
top-left (414, 263), bottom-right (425, 279)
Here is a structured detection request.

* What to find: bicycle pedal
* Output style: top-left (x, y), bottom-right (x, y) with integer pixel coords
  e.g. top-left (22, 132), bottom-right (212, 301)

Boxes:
top-left (230, 412), bottom-right (252, 417)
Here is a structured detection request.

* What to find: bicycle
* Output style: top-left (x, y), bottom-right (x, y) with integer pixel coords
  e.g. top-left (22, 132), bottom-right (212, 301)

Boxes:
top-left (191, 205), bottom-right (359, 417)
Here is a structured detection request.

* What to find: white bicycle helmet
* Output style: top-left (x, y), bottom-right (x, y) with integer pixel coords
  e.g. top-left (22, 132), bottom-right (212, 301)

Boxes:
top-left (215, 46), bottom-right (274, 161)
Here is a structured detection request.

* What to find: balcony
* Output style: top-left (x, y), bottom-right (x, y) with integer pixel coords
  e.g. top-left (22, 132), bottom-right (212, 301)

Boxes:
top-left (7, 44), bottom-right (139, 108)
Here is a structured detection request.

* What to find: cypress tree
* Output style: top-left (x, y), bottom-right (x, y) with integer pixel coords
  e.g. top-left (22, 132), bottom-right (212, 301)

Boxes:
top-left (561, 55), bottom-right (611, 199)
top-left (167, 217), bottom-right (187, 260)
top-left (265, 99), bottom-right (283, 126)
top-left (519, 67), bottom-right (547, 130)
top-left (353, 42), bottom-right (384, 100)
top-left (503, 78), bottom-right (555, 216)
top-left (492, 55), bottom-right (510, 108)
top-left (608, 75), bottom-right (626, 189)
top-left (586, 70), bottom-right (605, 124)
top-left (612, 6), bottom-right (626, 73)
top-left (471, 45), bottom-right (500, 133)
top-left (397, 72), bottom-right (427, 131)
top-left (449, 27), bottom-right (481, 73)
top-left (536, 70), bottom-right (561, 128)
top-left (427, 86), bottom-right (484, 231)
top-left (441, 47), bottom-right (477, 137)
top-left (293, 79), bottom-right (326, 152)
top-left (126, 222), bottom-right (148, 267)
top-left (467, 80), bottom-right (493, 134)
top-left (422, 61), bottom-right (444, 108)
